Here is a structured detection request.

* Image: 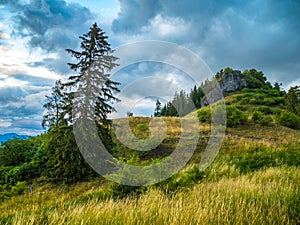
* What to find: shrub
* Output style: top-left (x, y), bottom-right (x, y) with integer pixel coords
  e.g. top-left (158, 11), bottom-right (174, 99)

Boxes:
top-left (252, 111), bottom-right (272, 126)
top-left (11, 181), bottom-right (27, 195)
top-left (155, 164), bottom-right (205, 194)
top-left (226, 106), bottom-right (248, 127)
top-left (136, 124), bottom-right (149, 132)
top-left (197, 108), bottom-right (211, 123)
top-left (257, 106), bottom-right (273, 114)
top-left (276, 111), bottom-right (300, 129)
top-left (135, 124), bottom-right (150, 139)
top-left (198, 106), bottom-right (247, 127)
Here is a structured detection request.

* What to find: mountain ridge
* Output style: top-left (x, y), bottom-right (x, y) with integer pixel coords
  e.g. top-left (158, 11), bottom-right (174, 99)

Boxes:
top-left (0, 133), bottom-right (30, 144)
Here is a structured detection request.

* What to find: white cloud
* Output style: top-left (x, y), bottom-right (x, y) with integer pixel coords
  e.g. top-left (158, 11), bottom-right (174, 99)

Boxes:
top-left (0, 32), bottom-right (10, 39)
top-left (0, 77), bottom-right (28, 88)
top-left (285, 78), bottom-right (300, 90)
top-left (0, 39), bottom-right (62, 80)
top-left (142, 14), bottom-right (191, 38)
top-left (0, 119), bottom-right (12, 128)
top-left (111, 95), bottom-right (159, 118)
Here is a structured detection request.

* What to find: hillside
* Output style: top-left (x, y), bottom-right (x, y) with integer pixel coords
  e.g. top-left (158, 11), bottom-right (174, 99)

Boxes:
top-left (1, 90), bottom-right (300, 224)
top-left (1, 68), bottom-right (300, 224)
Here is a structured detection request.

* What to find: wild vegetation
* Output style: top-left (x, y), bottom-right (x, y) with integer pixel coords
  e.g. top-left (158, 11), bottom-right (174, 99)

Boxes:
top-left (1, 24), bottom-right (300, 224)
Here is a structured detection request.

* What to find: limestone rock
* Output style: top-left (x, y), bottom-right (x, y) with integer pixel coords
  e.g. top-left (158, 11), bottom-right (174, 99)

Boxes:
top-left (201, 70), bottom-right (247, 107)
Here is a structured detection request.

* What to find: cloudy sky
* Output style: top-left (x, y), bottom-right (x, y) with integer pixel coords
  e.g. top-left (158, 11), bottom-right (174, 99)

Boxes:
top-left (0, 0), bottom-right (299, 135)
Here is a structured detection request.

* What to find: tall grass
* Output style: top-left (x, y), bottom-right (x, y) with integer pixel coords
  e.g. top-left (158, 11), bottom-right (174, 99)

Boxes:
top-left (1, 167), bottom-right (299, 224)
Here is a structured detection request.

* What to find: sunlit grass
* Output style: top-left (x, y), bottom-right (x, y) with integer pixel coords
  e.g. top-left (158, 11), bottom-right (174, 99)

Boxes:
top-left (1, 94), bottom-right (300, 224)
top-left (0, 167), bottom-right (299, 224)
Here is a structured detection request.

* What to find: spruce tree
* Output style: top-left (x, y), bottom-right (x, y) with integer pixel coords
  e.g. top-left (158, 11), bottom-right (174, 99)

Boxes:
top-left (42, 23), bottom-right (120, 183)
top-left (42, 80), bottom-right (65, 128)
top-left (65, 22), bottom-right (120, 125)
top-left (154, 99), bottom-right (162, 117)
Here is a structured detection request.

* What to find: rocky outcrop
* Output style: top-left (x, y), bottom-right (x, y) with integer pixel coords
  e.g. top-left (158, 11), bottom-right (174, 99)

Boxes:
top-left (201, 71), bottom-right (247, 107)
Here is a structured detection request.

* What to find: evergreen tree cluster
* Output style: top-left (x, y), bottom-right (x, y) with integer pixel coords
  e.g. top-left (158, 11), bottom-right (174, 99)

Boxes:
top-left (41, 23), bottom-right (120, 183)
top-left (159, 89), bottom-right (203, 117)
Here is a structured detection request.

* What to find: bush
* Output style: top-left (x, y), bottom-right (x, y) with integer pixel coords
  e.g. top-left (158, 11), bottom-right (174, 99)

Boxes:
top-left (276, 111), bottom-right (300, 129)
top-left (197, 108), bottom-right (211, 123)
top-left (136, 124), bottom-right (149, 132)
top-left (198, 106), bottom-right (247, 127)
top-left (155, 164), bottom-right (205, 194)
top-left (226, 106), bottom-right (248, 127)
top-left (252, 111), bottom-right (272, 126)
top-left (256, 106), bottom-right (273, 114)
top-left (11, 181), bottom-right (27, 195)
top-left (135, 124), bottom-right (150, 139)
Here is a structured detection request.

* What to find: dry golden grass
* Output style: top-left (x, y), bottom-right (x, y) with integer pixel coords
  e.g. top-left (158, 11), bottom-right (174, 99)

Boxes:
top-left (1, 167), bottom-right (299, 225)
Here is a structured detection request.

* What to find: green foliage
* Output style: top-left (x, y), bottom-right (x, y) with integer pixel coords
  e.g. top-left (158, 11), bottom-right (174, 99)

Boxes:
top-left (136, 123), bottom-right (149, 132)
top-left (256, 106), bottom-right (273, 114)
top-left (252, 110), bottom-right (273, 126)
top-left (285, 86), bottom-right (300, 116)
top-left (109, 182), bottom-right (146, 199)
top-left (228, 146), bottom-right (300, 174)
top-left (161, 90), bottom-right (196, 117)
top-left (154, 99), bottom-right (162, 117)
top-left (44, 127), bottom-right (96, 184)
top-left (236, 88), bottom-right (284, 106)
top-left (135, 123), bottom-right (150, 139)
top-left (276, 110), bottom-right (300, 129)
top-left (0, 136), bottom-right (46, 188)
top-left (190, 85), bottom-right (204, 108)
top-left (0, 139), bottom-right (34, 167)
top-left (242, 69), bottom-right (271, 89)
top-left (198, 106), bottom-right (247, 127)
top-left (40, 23), bottom-right (120, 184)
top-left (226, 106), bottom-right (248, 127)
top-left (156, 164), bottom-right (205, 194)
top-left (197, 108), bottom-right (211, 122)
top-left (65, 22), bottom-right (120, 126)
top-left (42, 80), bottom-right (66, 128)
top-left (11, 181), bottom-right (27, 195)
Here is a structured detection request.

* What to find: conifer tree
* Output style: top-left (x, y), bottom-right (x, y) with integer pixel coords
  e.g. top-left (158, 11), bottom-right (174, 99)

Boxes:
top-left (42, 80), bottom-right (65, 128)
top-left (42, 23), bottom-right (120, 183)
top-left (154, 99), bottom-right (162, 117)
top-left (65, 22), bottom-right (120, 126)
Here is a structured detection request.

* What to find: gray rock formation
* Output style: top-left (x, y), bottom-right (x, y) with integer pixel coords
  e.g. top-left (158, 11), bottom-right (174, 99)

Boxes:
top-left (201, 71), bottom-right (247, 107)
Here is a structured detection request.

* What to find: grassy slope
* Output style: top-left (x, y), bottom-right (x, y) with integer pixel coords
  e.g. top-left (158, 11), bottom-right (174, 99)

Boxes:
top-left (0, 167), bottom-right (299, 224)
top-left (1, 94), bottom-right (300, 224)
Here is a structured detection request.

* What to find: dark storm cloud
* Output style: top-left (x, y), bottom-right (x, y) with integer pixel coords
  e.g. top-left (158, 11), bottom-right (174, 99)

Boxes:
top-left (0, 87), bottom-right (28, 104)
top-left (112, 0), bottom-right (300, 86)
top-left (7, 0), bottom-right (94, 51)
top-left (11, 119), bottom-right (42, 130)
top-left (0, 86), bottom-right (48, 116)
top-left (0, 0), bottom-right (95, 134)
top-left (112, 0), bottom-right (240, 34)
top-left (1, 0), bottom-right (95, 74)
top-left (11, 74), bottom-right (54, 87)
top-left (112, 0), bottom-right (160, 33)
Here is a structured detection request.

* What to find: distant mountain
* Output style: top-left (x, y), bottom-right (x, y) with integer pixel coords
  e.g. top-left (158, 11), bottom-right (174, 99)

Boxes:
top-left (0, 133), bottom-right (30, 144)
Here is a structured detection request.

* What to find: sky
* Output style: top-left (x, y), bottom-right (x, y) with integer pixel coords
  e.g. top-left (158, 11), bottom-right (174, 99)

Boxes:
top-left (0, 0), bottom-right (299, 135)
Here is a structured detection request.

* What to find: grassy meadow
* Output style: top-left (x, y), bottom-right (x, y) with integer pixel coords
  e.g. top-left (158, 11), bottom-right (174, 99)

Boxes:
top-left (0, 166), bottom-right (299, 224)
top-left (1, 90), bottom-right (300, 224)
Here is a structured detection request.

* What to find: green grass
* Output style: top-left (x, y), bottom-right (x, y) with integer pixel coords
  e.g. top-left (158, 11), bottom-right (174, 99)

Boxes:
top-left (0, 167), bottom-right (299, 224)
top-left (1, 94), bottom-right (300, 224)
